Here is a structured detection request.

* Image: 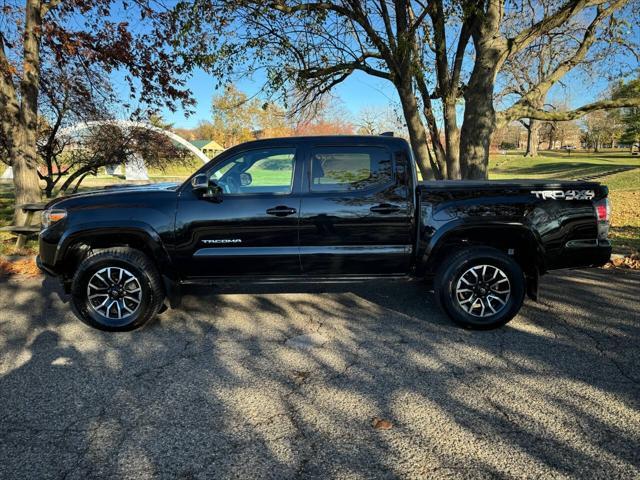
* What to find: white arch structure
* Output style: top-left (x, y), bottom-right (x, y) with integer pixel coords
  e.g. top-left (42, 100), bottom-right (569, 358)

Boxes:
top-left (57, 120), bottom-right (211, 164)
top-left (1, 120), bottom-right (212, 181)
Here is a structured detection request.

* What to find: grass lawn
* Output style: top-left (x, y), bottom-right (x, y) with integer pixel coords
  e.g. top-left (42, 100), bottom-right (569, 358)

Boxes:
top-left (1, 149), bottom-right (638, 256)
top-left (489, 150), bottom-right (639, 180)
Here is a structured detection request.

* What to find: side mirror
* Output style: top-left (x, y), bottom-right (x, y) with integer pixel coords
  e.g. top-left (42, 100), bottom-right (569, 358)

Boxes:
top-left (191, 174), bottom-right (208, 192)
top-left (191, 174), bottom-right (223, 203)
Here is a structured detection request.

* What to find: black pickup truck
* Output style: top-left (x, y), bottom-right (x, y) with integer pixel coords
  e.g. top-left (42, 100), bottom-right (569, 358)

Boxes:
top-left (37, 135), bottom-right (612, 331)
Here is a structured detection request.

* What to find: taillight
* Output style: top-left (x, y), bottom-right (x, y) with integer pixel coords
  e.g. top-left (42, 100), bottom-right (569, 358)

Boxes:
top-left (594, 198), bottom-right (611, 239)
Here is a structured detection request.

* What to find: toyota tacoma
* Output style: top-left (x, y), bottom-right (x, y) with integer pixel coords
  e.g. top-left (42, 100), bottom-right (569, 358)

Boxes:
top-left (37, 136), bottom-right (612, 331)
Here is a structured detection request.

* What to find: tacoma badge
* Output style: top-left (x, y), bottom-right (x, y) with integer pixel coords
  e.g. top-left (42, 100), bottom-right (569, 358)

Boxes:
top-left (202, 239), bottom-right (242, 244)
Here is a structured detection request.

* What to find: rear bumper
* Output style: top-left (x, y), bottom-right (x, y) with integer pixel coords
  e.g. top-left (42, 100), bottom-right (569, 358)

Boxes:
top-left (551, 239), bottom-right (612, 269)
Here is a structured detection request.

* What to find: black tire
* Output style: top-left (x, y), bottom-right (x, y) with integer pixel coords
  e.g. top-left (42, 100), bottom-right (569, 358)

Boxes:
top-left (434, 246), bottom-right (525, 330)
top-left (71, 247), bottom-right (165, 331)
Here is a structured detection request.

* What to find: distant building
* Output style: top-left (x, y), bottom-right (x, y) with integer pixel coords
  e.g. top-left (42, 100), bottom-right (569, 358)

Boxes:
top-left (189, 140), bottom-right (224, 159)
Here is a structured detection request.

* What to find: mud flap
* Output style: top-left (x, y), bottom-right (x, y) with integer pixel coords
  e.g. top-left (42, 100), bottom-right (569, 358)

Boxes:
top-left (526, 268), bottom-right (540, 302)
top-left (162, 275), bottom-right (182, 308)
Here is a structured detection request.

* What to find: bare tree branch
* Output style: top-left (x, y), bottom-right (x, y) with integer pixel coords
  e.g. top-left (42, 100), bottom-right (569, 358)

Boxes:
top-left (505, 0), bottom-right (608, 60)
top-left (501, 0), bottom-right (628, 123)
top-left (504, 97), bottom-right (640, 122)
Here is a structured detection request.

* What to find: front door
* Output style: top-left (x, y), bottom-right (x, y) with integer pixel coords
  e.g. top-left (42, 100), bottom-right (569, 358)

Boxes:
top-left (298, 144), bottom-right (413, 276)
top-left (174, 146), bottom-right (302, 278)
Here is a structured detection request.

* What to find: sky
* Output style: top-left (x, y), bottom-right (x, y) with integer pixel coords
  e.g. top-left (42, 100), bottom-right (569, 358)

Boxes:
top-left (159, 68), bottom-right (403, 129)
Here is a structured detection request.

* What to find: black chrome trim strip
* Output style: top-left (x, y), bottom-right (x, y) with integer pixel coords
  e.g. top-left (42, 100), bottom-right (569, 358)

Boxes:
top-left (299, 245), bottom-right (412, 255)
top-left (193, 245), bottom-right (412, 257)
top-left (194, 246), bottom-right (294, 257)
top-left (181, 274), bottom-right (415, 285)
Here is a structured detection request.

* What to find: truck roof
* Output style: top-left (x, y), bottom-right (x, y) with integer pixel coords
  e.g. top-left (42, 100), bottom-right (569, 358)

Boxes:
top-left (223, 135), bottom-right (409, 151)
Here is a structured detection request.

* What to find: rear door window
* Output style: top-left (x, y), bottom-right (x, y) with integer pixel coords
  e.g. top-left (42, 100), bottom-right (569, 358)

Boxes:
top-left (309, 146), bottom-right (392, 193)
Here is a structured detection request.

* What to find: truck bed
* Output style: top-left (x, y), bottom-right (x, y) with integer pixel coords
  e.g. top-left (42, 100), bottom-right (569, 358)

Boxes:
top-left (418, 179), bottom-right (604, 189)
top-left (418, 179), bottom-right (608, 200)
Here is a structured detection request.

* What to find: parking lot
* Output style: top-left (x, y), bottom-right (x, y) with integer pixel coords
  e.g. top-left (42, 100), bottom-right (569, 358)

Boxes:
top-left (0, 267), bottom-right (638, 479)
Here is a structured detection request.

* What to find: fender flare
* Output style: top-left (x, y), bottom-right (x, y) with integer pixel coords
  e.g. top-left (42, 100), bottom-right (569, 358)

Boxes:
top-left (55, 221), bottom-right (174, 274)
top-left (417, 220), bottom-right (546, 275)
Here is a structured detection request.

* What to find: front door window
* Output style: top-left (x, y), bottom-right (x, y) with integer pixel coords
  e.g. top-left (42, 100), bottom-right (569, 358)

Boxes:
top-left (209, 148), bottom-right (296, 195)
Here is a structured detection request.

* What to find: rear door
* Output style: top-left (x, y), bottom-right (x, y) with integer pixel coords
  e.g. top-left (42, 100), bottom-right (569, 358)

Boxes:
top-left (298, 142), bottom-right (414, 276)
top-left (174, 145), bottom-right (302, 278)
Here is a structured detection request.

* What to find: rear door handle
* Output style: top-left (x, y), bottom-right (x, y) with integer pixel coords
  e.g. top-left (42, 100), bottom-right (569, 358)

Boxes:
top-left (266, 205), bottom-right (297, 217)
top-left (370, 203), bottom-right (401, 214)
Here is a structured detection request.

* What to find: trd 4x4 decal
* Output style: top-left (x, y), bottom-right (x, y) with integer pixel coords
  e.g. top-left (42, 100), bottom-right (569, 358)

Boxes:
top-left (531, 190), bottom-right (595, 200)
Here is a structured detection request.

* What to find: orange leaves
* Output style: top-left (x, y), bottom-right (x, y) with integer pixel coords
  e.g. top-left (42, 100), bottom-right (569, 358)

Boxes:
top-left (0, 257), bottom-right (41, 277)
top-left (371, 417), bottom-right (393, 430)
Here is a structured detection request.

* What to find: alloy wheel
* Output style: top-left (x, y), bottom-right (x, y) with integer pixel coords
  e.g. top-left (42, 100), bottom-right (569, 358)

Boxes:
top-left (455, 264), bottom-right (511, 318)
top-left (86, 267), bottom-right (142, 320)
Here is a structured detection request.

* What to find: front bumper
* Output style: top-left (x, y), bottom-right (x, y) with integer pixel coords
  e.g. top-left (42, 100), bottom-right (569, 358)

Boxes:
top-left (37, 222), bottom-right (65, 275)
top-left (36, 255), bottom-right (58, 276)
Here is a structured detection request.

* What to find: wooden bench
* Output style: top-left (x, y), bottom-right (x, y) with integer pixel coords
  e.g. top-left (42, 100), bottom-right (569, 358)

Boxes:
top-left (0, 203), bottom-right (47, 249)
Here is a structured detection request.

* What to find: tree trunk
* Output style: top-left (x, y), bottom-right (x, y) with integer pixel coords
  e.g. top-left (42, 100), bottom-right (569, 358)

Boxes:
top-left (458, 1), bottom-right (506, 180)
top-left (459, 45), bottom-right (500, 179)
top-left (70, 171), bottom-right (94, 193)
top-left (10, 138), bottom-right (41, 223)
top-left (60, 166), bottom-right (93, 193)
top-left (524, 119), bottom-right (540, 157)
top-left (39, 171), bottom-right (55, 198)
top-left (547, 125), bottom-right (555, 149)
top-left (443, 99), bottom-right (461, 179)
top-left (10, 0), bottom-right (43, 224)
top-left (396, 83), bottom-right (440, 180)
top-left (413, 76), bottom-right (447, 179)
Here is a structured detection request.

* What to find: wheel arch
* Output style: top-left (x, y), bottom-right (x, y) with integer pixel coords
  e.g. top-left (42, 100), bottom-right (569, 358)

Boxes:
top-left (419, 223), bottom-right (545, 298)
top-left (55, 222), bottom-right (175, 281)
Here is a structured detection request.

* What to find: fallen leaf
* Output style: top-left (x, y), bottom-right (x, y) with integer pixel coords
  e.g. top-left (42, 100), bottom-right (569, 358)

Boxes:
top-left (612, 257), bottom-right (625, 267)
top-left (371, 417), bottom-right (393, 430)
top-left (292, 370), bottom-right (310, 383)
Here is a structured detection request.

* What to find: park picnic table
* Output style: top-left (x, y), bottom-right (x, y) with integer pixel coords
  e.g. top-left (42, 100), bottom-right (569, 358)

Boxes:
top-left (0, 202), bottom-right (47, 249)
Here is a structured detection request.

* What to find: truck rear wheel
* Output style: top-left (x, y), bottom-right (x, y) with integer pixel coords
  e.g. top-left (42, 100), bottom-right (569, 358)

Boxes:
top-left (434, 247), bottom-right (525, 329)
top-left (71, 247), bottom-right (165, 331)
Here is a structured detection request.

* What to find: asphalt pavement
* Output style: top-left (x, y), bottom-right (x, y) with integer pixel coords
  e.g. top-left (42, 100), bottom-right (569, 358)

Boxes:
top-left (0, 267), bottom-right (638, 479)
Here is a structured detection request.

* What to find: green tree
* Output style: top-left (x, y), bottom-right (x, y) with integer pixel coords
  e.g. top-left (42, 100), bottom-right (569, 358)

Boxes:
top-left (612, 78), bottom-right (640, 147)
top-left (211, 85), bottom-right (257, 147)
top-left (211, 84), bottom-right (292, 146)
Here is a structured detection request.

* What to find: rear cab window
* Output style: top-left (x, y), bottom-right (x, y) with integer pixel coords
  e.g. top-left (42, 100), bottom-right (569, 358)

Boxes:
top-left (309, 146), bottom-right (393, 193)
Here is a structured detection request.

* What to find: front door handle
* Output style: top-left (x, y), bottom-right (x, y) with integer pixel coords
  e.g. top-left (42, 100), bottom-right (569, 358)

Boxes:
top-left (266, 205), bottom-right (297, 217)
top-left (370, 203), bottom-right (401, 214)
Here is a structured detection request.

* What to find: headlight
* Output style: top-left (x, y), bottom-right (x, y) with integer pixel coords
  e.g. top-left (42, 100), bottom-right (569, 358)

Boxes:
top-left (42, 209), bottom-right (67, 229)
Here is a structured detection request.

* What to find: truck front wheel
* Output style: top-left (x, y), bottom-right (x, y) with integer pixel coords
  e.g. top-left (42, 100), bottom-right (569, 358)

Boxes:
top-left (434, 247), bottom-right (525, 329)
top-left (70, 247), bottom-right (165, 331)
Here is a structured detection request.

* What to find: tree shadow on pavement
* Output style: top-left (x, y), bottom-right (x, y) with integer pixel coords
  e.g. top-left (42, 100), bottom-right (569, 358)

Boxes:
top-left (0, 268), bottom-right (638, 479)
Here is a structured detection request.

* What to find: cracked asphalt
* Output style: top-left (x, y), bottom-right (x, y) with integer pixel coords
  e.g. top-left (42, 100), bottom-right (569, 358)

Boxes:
top-left (0, 267), bottom-right (639, 479)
